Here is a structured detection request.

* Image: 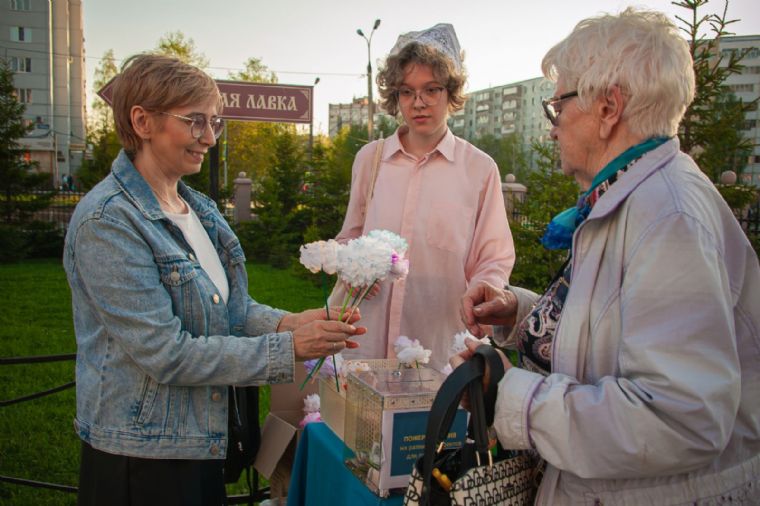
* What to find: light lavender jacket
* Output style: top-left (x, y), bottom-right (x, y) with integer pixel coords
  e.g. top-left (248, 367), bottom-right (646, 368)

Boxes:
top-left (495, 138), bottom-right (760, 505)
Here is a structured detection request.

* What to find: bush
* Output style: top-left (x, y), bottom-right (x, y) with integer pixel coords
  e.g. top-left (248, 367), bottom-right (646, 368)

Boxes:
top-left (716, 183), bottom-right (758, 211)
top-left (25, 221), bottom-right (65, 259)
top-left (0, 222), bottom-right (64, 262)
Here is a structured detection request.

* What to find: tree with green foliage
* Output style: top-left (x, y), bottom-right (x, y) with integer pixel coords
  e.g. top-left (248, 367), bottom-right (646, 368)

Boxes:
top-left (77, 49), bottom-right (120, 190)
top-left (154, 31), bottom-right (209, 68)
top-left (228, 57), bottom-right (278, 84)
top-left (223, 56), bottom-right (281, 194)
top-left (0, 58), bottom-right (57, 261)
top-left (236, 128), bottom-right (309, 267)
top-left (509, 142), bottom-right (579, 292)
top-left (695, 92), bottom-right (754, 182)
top-left (375, 115), bottom-right (399, 139)
top-left (472, 133), bottom-right (529, 180)
top-left (674, 0), bottom-right (756, 181)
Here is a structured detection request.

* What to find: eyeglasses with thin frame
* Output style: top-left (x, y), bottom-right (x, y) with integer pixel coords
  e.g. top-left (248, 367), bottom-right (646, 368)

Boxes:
top-left (396, 85), bottom-right (447, 106)
top-left (542, 91), bottom-right (579, 126)
top-left (160, 112), bottom-right (225, 140)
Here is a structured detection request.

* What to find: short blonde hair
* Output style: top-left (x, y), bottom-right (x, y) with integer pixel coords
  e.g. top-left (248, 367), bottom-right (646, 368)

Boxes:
top-left (112, 54), bottom-right (222, 155)
top-left (376, 42), bottom-right (467, 117)
top-left (541, 8), bottom-right (695, 138)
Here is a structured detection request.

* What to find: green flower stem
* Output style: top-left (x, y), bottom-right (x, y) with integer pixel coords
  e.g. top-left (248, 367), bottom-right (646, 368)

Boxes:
top-left (332, 354), bottom-right (340, 392)
top-left (300, 357), bottom-right (324, 390)
top-left (346, 280), bottom-right (378, 320)
top-left (321, 271), bottom-right (330, 321)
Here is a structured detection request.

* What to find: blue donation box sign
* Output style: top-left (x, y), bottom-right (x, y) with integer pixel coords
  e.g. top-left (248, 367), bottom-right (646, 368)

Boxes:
top-left (381, 408), bottom-right (468, 488)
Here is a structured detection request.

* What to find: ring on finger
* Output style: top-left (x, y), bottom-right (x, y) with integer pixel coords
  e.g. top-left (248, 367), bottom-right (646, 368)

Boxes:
top-left (331, 342), bottom-right (337, 352)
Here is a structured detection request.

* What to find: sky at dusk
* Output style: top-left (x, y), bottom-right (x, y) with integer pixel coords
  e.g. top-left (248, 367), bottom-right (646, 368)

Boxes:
top-left (83, 0), bottom-right (760, 134)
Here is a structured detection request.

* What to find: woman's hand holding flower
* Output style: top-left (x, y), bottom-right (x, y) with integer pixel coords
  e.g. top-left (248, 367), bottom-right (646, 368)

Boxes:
top-left (278, 307), bottom-right (361, 332)
top-left (291, 319), bottom-right (365, 361)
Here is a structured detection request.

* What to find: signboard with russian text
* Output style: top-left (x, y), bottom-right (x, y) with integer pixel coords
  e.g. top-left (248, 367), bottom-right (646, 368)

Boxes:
top-left (379, 408), bottom-right (468, 490)
top-left (97, 78), bottom-right (313, 124)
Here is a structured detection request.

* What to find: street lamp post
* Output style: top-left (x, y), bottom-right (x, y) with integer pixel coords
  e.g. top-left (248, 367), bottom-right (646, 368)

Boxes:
top-left (309, 76), bottom-right (320, 160)
top-left (357, 18), bottom-right (381, 141)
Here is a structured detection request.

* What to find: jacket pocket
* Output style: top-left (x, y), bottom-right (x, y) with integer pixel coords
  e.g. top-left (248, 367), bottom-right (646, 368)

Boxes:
top-left (134, 374), bottom-right (159, 426)
top-left (156, 256), bottom-right (207, 335)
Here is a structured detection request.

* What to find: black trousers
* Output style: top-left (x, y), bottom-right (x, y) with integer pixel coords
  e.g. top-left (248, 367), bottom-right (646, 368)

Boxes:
top-left (78, 441), bottom-right (227, 506)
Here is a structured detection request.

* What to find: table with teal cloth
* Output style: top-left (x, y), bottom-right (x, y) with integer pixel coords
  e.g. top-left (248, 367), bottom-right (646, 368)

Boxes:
top-left (286, 422), bottom-right (405, 506)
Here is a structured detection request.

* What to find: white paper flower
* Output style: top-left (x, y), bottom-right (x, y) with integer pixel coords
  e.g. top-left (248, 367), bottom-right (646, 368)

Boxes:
top-left (394, 335), bottom-right (432, 366)
top-left (389, 254), bottom-right (409, 281)
top-left (368, 229), bottom-right (408, 255)
top-left (450, 330), bottom-right (489, 355)
top-left (337, 236), bottom-right (394, 287)
top-left (393, 335), bottom-right (416, 355)
top-left (303, 393), bottom-right (321, 414)
top-left (397, 345), bottom-right (432, 366)
top-left (299, 239), bottom-right (341, 274)
top-left (340, 360), bottom-right (371, 378)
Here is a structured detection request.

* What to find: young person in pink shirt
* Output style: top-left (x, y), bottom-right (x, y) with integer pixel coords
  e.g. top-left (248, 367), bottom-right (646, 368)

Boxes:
top-left (335, 23), bottom-right (515, 371)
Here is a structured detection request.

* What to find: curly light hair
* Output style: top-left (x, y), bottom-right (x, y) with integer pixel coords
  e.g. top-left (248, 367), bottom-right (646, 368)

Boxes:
top-left (376, 42), bottom-right (467, 117)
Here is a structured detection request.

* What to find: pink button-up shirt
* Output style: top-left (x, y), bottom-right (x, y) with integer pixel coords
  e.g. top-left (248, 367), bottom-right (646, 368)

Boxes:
top-left (336, 127), bottom-right (515, 370)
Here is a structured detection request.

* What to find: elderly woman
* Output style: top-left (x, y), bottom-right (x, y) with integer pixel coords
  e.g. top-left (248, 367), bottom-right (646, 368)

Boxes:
top-left (336, 23), bottom-right (514, 371)
top-left (64, 54), bottom-right (363, 505)
top-left (458, 9), bottom-right (760, 504)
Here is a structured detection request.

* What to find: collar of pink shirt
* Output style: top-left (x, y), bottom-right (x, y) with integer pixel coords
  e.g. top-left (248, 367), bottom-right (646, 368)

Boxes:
top-left (383, 126), bottom-right (457, 163)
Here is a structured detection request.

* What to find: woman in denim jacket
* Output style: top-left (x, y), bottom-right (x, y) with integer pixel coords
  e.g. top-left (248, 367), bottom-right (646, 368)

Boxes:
top-left (64, 54), bottom-right (364, 505)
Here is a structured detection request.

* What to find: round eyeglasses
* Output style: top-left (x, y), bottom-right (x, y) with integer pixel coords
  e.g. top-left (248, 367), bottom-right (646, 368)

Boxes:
top-left (161, 112), bottom-right (225, 140)
top-left (396, 85), bottom-right (447, 106)
top-left (541, 91), bottom-right (579, 126)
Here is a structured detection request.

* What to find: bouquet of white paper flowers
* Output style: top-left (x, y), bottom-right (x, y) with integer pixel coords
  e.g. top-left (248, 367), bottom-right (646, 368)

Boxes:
top-left (298, 230), bottom-right (409, 389)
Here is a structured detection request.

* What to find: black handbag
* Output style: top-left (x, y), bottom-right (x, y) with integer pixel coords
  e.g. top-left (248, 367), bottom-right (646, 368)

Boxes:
top-left (403, 345), bottom-right (538, 506)
top-left (223, 386), bottom-right (261, 484)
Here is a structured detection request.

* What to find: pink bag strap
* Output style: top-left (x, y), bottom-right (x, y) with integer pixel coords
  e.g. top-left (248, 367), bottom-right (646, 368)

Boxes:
top-left (360, 138), bottom-right (385, 221)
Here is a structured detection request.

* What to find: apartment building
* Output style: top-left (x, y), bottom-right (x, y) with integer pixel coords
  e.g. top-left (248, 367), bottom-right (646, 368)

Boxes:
top-left (721, 35), bottom-right (760, 186)
top-left (1, 0), bottom-right (87, 186)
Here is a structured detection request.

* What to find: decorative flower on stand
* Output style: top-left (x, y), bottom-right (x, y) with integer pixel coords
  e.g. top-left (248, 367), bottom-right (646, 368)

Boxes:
top-left (394, 335), bottom-right (432, 368)
top-left (299, 230), bottom-right (409, 390)
top-left (299, 393), bottom-right (322, 428)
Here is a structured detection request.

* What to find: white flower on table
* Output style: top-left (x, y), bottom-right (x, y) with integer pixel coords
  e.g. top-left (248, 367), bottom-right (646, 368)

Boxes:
top-left (394, 335), bottom-right (432, 367)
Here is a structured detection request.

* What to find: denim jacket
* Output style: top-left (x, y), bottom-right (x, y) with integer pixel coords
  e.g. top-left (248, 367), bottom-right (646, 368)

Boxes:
top-left (64, 150), bottom-right (294, 460)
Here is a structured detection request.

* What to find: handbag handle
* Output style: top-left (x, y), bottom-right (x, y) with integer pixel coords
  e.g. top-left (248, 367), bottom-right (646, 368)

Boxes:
top-left (418, 345), bottom-right (506, 504)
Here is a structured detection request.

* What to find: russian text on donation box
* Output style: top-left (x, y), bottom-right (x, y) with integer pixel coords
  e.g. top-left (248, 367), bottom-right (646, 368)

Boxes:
top-left (344, 367), bottom-right (468, 496)
top-left (388, 409), bottom-right (468, 477)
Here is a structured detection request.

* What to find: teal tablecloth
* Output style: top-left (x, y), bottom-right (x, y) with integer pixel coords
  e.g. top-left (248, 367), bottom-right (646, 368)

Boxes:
top-left (286, 422), bottom-right (404, 506)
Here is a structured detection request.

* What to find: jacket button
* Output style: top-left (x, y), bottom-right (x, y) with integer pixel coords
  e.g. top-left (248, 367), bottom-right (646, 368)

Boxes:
top-left (188, 252), bottom-right (196, 262)
top-left (211, 392), bottom-right (221, 401)
top-left (170, 271), bottom-right (180, 282)
top-left (210, 444), bottom-right (219, 456)
top-left (212, 294), bottom-right (220, 304)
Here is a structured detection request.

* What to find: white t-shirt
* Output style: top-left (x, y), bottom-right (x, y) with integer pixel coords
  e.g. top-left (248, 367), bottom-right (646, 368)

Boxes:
top-left (165, 204), bottom-right (230, 304)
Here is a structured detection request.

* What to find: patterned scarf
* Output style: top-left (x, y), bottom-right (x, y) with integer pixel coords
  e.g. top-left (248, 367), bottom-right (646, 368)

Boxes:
top-left (541, 137), bottom-right (670, 250)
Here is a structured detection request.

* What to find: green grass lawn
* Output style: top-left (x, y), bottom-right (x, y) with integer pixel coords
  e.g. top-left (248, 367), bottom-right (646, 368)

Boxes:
top-left (0, 259), bottom-right (322, 505)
